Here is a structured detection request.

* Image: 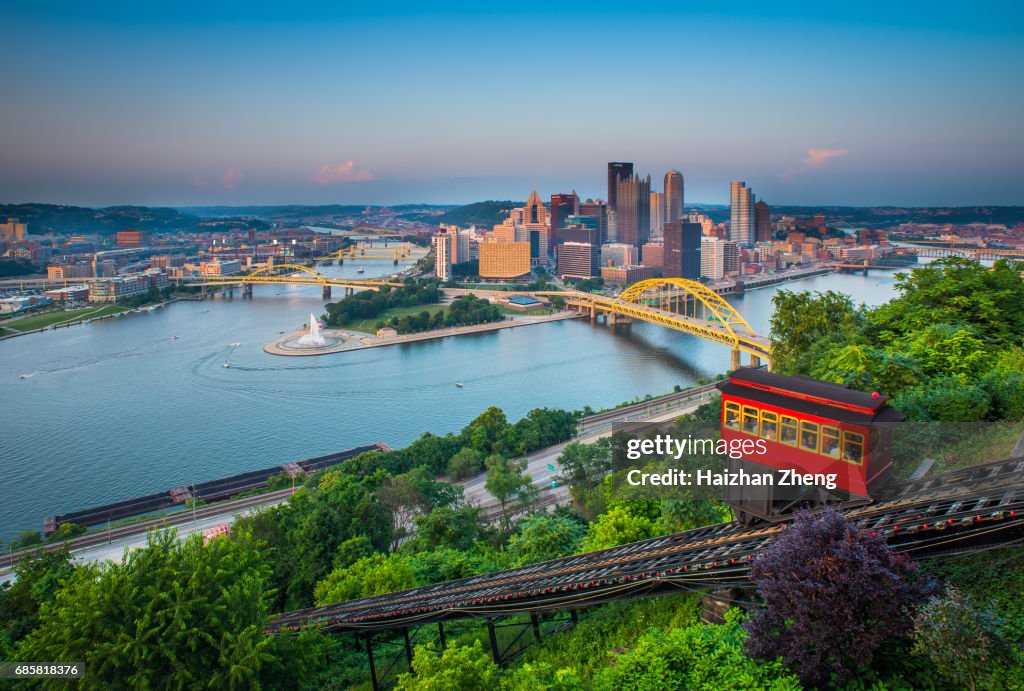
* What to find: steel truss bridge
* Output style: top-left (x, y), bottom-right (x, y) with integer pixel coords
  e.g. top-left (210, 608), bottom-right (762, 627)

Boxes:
top-left (178, 263), bottom-right (402, 299)
top-left (565, 278), bottom-right (772, 369)
top-left (267, 456), bottom-right (1024, 687)
top-left (904, 245), bottom-right (1024, 261)
top-left (315, 242), bottom-right (430, 264)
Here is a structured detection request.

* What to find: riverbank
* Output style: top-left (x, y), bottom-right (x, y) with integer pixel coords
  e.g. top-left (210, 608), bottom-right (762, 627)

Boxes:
top-left (263, 310), bottom-right (584, 356)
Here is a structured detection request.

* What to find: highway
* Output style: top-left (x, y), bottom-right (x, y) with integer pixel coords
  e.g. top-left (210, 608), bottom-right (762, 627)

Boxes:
top-left (0, 387), bottom-right (716, 582)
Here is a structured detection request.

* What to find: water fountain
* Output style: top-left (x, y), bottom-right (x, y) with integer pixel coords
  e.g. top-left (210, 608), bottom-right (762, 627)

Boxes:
top-left (297, 313), bottom-right (326, 346)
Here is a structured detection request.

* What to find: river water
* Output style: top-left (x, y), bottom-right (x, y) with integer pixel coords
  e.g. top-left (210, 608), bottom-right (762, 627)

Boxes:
top-left (0, 264), bottom-right (902, 540)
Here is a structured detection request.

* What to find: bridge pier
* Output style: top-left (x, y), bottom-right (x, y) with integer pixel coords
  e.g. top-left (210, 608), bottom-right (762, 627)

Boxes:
top-left (322, 285), bottom-right (332, 300)
top-left (243, 283), bottom-right (252, 298)
top-left (750, 355), bottom-right (761, 368)
top-left (731, 347), bottom-right (741, 371)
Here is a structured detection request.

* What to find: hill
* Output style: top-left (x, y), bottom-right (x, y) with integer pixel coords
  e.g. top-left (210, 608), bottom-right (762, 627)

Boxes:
top-left (0, 203), bottom-right (267, 236)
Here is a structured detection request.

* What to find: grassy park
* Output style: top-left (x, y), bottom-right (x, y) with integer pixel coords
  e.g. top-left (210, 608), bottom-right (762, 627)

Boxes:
top-left (0, 304), bottom-right (127, 335)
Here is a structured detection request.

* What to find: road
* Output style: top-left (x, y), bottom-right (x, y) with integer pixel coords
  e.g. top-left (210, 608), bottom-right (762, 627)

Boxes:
top-left (0, 390), bottom-right (715, 582)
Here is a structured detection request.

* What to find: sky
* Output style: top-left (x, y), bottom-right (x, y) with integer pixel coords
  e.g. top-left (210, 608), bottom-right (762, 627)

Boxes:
top-left (1, 1), bottom-right (1023, 207)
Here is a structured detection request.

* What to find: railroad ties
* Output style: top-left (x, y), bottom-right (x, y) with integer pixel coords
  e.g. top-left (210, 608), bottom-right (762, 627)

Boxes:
top-left (267, 456), bottom-right (1024, 636)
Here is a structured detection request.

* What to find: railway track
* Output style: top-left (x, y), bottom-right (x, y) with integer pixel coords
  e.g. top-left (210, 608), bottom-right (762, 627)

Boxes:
top-left (0, 488), bottom-right (294, 571)
top-left (267, 456), bottom-right (1024, 634)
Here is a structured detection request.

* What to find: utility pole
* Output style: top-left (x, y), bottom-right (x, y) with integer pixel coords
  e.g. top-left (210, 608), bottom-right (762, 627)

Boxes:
top-left (192, 481), bottom-right (198, 534)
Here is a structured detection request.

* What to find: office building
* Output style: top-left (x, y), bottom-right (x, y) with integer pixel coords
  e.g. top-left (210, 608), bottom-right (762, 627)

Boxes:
top-left (641, 242), bottom-right (664, 269)
top-left (549, 192), bottom-right (579, 253)
top-left (88, 275), bottom-right (150, 303)
top-left (649, 191), bottom-right (664, 238)
top-left (578, 200), bottom-right (608, 244)
top-left (755, 200), bottom-right (772, 243)
top-left (556, 242), bottom-right (599, 279)
top-left (700, 237), bottom-right (739, 279)
top-left (0, 218), bottom-right (27, 244)
top-left (115, 229), bottom-right (147, 247)
top-left (433, 229), bottom-right (453, 281)
top-left (664, 170), bottom-right (684, 223)
top-left (601, 242), bottom-right (637, 267)
top-left (601, 264), bottom-right (657, 286)
top-left (479, 241), bottom-right (531, 279)
top-left (663, 220), bottom-right (702, 280)
top-left (199, 260), bottom-right (242, 276)
top-left (730, 181), bottom-right (755, 246)
top-left (607, 162), bottom-right (633, 211)
top-left (615, 173), bottom-right (651, 247)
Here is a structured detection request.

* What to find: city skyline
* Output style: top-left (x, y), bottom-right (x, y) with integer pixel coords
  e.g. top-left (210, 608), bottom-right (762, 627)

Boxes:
top-left (1, 2), bottom-right (1023, 207)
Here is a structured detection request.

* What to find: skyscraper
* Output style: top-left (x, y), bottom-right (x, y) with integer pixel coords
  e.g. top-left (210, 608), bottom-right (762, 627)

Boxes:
top-left (730, 181), bottom-right (755, 246)
top-left (607, 162), bottom-right (633, 211)
top-left (615, 173), bottom-right (651, 248)
top-left (578, 200), bottom-right (608, 244)
top-left (664, 170), bottom-right (684, 223)
top-left (433, 229), bottom-right (452, 281)
top-left (663, 220), bottom-right (702, 280)
top-left (524, 189), bottom-right (548, 224)
top-left (649, 191), bottom-right (664, 238)
top-left (754, 200), bottom-right (772, 243)
top-left (549, 192), bottom-right (579, 254)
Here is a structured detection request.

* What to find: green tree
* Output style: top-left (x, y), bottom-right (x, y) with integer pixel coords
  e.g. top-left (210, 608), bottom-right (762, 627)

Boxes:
top-left (484, 455), bottom-right (536, 532)
top-left (447, 447), bottom-right (485, 480)
top-left (412, 505), bottom-right (484, 551)
top-left (580, 506), bottom-right (657, 553)
top-left (769, 288), bottom-right (860, 373)
top-left (16, 529), bottom-right (321, 689)
top-left (314, 552), bottom-right (418, 605)
top-left (507, 513), bottom-right (586, 566)
top-left (375, 475), bottom-right (427, 551)
top-left (395, 641), bottom-right (500, 691)
top-left (0, 550), bottom-right (74, 648)
top-left (555, 442), bottom-right (611, 510)
top-left (462, 406), bottom-right (509, 455)
top-left (911, 585), bottom-right (1015, 691)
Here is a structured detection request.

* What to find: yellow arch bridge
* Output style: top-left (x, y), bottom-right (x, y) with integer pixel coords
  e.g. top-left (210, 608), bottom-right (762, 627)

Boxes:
top-left (565, 278), bottom-right (771, 369)
top-left (178, 264), bottom-right (403, 299)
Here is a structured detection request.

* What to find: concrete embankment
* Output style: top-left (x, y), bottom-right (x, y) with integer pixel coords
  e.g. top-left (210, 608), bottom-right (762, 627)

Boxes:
top-left (263, 311), bottom-right (584, 356)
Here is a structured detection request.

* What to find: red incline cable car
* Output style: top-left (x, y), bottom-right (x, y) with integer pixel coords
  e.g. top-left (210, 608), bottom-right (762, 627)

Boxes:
top-left (716, 368), bottom-right (904, 525)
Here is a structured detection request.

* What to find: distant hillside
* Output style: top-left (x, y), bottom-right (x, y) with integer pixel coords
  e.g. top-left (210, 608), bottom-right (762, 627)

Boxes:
top-left (766, 205), bottom-right (1024, 227)
top-left (429, 200), bottom-right (523, 228)
top-left (0, 203), bottom-right (267, 236)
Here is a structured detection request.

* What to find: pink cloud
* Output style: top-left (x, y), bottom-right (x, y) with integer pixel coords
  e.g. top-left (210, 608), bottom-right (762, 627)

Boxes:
top-left (780, 148), bottom-right (849, 181)
top-left (222, 167), bottom-right (245, 190)
top-left (805, 148), bottom-right (849, 167)
top-left (311, 161), bottom-right (374, 184)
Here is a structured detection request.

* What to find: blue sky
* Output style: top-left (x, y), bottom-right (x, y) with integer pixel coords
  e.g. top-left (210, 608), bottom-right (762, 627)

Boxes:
top-left (1, 1), bottom-right (1022, 207)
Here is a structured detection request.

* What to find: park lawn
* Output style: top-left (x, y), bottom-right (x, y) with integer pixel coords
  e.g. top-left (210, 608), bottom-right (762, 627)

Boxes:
top-left (497, 305), bottom-right (552, 317)
top-left (0, 305), bottom-right (128, 332)
top-left (344, 302), bottom-right (449, 332)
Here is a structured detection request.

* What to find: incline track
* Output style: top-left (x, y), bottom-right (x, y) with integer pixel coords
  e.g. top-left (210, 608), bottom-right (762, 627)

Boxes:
top-left (268, 457), bottom-right (1024, 634)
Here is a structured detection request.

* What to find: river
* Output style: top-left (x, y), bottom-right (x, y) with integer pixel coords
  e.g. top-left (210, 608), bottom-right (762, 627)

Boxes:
top-left (0, 264), bottom-right (903, 540)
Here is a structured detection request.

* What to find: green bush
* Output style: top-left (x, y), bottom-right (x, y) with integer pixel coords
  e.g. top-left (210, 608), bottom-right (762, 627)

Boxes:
top-left (395, 640), bottom-right (500, 691)
top-left (595, 610), bottom-right (801, 690)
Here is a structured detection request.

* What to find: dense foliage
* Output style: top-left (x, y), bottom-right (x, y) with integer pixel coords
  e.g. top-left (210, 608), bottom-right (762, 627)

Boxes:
top-left (745, 507), bottom-right (937, 686)
top-left (324, 283), bottom-right (442, 327)
top-left (13, 530), bottom-right (321, 689)
top-left (770, 258), bottom-right (1024, 423)
top-left (0, 258), bottom-right (36, 277)
top-left (376, 294), bottom-right (504, 334)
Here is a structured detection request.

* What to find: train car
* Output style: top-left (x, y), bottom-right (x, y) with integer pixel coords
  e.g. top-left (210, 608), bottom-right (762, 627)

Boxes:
top-left (716, 368), bottom-right (903, 524)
